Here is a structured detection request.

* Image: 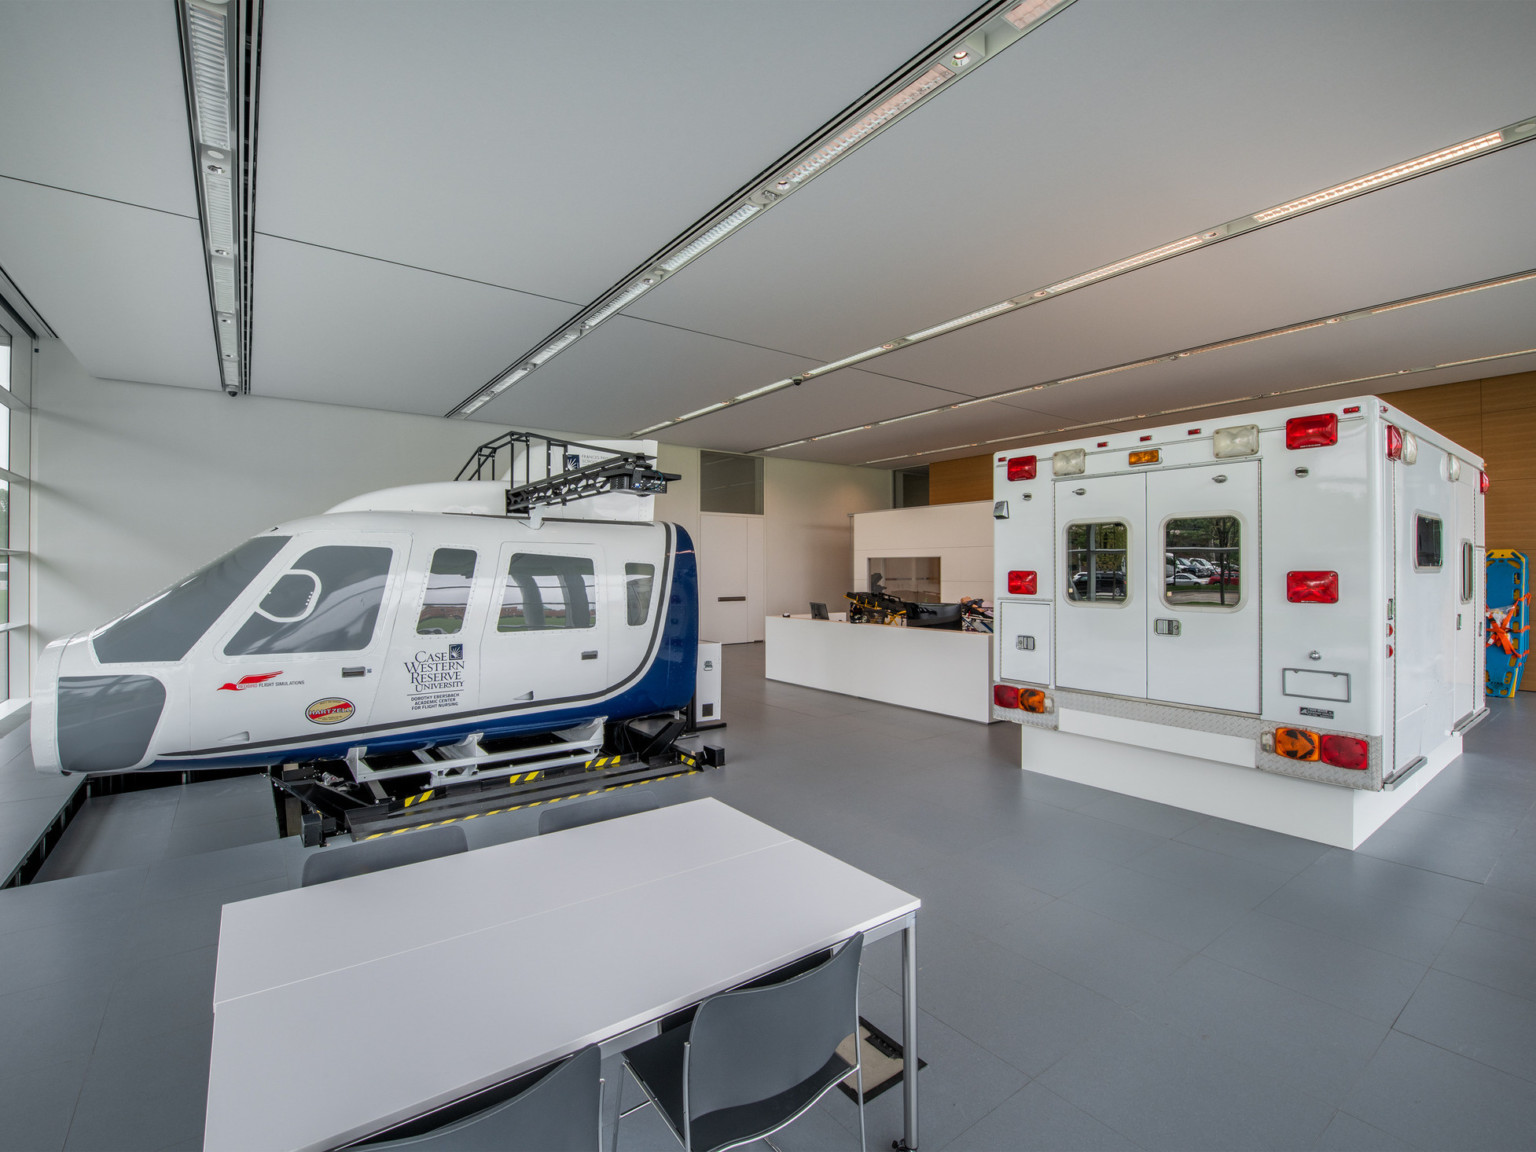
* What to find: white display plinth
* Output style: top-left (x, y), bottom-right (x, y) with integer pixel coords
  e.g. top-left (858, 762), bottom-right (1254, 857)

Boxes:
top-left (766, 616), bottom-right (993, 723)
top-left (1019, 724), bottom-right (1457, 849)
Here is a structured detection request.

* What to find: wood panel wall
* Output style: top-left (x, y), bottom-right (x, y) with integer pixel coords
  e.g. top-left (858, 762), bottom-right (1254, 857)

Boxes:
top-left (929, 454), bottom-right (993, 505)
top-left (1388, 370), bottom-right (1536, 691)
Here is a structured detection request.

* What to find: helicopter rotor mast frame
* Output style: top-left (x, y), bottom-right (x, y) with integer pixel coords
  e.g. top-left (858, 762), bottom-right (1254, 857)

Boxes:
top-left (455, 429), bottom-right (680, 516)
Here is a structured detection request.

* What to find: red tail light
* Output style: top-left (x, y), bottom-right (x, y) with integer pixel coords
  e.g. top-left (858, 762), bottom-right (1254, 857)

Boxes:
top-left (1008, 570), bottom-right (1037, 596)
top-left (1480, 470), bottom-right (1491, 495)
top-left (1320, 734), bottom-right (1369, 770)
top-left (993, 684), bottom-right (1020, 709)
top-left (1006, 455), bottom-right (1037, 481)
top-left (1287, 571), bottom-right (1339, 603)
top-left (1286, 413), bottom-right (1338, 449)
top-left (1385, 424), bottom-right (1404, 460)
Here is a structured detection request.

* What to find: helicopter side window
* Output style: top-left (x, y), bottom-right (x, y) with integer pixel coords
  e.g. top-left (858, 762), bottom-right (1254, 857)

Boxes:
top-left (625, 563), bottom-right (655, 626)
top-left (93, 535), bottom-right (291, 664)
top-left (417, 548), bottom-right (477, 635)
top-left (224, 546), bottom-right (394, 655)
top-left (498, 553), bottom-right (595, 631)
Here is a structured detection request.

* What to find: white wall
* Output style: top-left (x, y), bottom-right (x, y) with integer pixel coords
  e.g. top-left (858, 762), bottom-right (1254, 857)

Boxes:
top-left (654, 445), bottom-right (891, 618)
top-left (29, 341), bottom-right (536, 653)
top-left (853, 501), bottom-right (995, 604)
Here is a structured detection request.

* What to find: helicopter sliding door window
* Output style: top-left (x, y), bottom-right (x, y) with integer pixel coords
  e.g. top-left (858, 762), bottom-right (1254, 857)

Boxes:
top-left (417, 549), bottom-right (477, 635)
top-left (225, 546), bottom-right (393, 655)
top-left (625, 563), bottom-right (655, 626)
top-left (1064, 522), bottom-right (1128, 603)
top-left (499, 554), bottom-right (597, 631)
top-left (1163, 517), bottom-right (1242, 608)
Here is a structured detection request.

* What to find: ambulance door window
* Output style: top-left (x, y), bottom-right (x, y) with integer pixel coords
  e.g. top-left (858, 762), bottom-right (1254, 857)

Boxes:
top-left (1163, 517), bottom-right (1241, 608)
top-left (625, 563), bottom-right (656, 626)
top-left (224, 546), bottom-right (394, 655)
top-left (1415, 515), bottom-right (1443, 570)
top-left (498, 554), bottom-right (597, 631)
top-left (417, 548), bottom-right (476, 635)
top-left (1064, 522), bottom-right (1128, 603)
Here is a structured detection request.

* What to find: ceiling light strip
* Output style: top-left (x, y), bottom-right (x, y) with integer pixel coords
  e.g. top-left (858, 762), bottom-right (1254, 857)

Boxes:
top-left (752, 267), bottom-right (1536, 454)
top-left (862, 345), bottom-right (1536, 465)
top-left (448, 0), bottom-right (1079, 419)
top-left (649, 115), bottom-right (1534, 438)
top-left (177, 0), bottom-right (260, 397)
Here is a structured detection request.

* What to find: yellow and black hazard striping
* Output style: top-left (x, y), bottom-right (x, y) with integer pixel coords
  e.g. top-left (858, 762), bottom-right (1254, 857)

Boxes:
top-left (583, 755), bottom-right (623, 770)
top-left (504, 770), bottom-right (542, 785)
top-left (401, 789), bottom-right (435, 808)
top-left (358, 768), bottom-right (702, 841)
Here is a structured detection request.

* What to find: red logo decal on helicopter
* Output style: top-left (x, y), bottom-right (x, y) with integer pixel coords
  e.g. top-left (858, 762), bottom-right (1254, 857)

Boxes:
top-left (305, 698), bottom-right (356, 725)
top-left (218, 672), bottom-right (284, 692)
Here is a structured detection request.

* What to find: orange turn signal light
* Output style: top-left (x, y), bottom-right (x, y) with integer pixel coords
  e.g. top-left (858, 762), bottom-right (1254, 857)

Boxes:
top-left (1129, 449), bottom-right (1160, 466)
top-left (1274, 727), bottom-right (1320, 761)
top-left (1020, 689), bottom-right (1048, 714)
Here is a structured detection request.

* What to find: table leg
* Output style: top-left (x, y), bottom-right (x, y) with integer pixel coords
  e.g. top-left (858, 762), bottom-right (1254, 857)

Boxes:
top-left (900, 915), bottom-right (918, 1151)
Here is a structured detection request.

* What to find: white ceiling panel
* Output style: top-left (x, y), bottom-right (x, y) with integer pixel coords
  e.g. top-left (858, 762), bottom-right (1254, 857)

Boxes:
top-left (255, 0), bottom-right (974, 303)
top-left (476, 316), bottom-right (826, 436)
top-left (0, 180), bottom-right (216, 388)
top-left (629, 0), bottom-right (1536, 360)
top-left (657, 368), bottom-right (970, 454)
top-left (251, 236), bottom-right (576, 415)
top-left (862, 142), bottom-right (1536, 395)
top-left (0, 1), bottom-right (197, 215)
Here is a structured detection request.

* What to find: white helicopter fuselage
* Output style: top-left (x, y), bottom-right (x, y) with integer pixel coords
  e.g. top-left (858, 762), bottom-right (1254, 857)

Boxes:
top-left (32, 497), bottom-right (698, 775)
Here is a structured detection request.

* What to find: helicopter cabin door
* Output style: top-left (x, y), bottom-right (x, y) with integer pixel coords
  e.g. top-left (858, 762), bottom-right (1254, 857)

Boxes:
top-left (193, 534), bottom-right (408, 751)
top-left (480, 543), bottom-right (610, 710)
top-left (374, 541), bottom-right (488, 725)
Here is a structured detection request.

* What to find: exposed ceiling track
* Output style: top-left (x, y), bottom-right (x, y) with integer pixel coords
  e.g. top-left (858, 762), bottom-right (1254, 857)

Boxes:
top-left (749, 267), bottom-right (1536, 456)
top-left (640, 114), bottom-right (1536, 440)
top-left (865, 344), bottom-right (1536, 467)
top-left (176, 0), bottom-right (263, 397)
top-left (447, 0), bottom-right (1077, 418)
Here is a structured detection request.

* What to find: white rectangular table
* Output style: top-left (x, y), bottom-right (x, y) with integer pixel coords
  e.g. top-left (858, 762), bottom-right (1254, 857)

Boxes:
top-left (205, 798), bottom-right (921, 1151)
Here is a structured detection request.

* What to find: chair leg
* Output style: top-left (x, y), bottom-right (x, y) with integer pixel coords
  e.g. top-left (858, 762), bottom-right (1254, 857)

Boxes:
top-left (763, 1139), bottom-right (786, 1152)
top-left (855, 1054), bottom-right (867, 1152)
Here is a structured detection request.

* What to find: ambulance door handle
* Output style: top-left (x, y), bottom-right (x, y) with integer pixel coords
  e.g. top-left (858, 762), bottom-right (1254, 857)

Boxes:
top-left (1153, 619), bottom-right (1181, 636)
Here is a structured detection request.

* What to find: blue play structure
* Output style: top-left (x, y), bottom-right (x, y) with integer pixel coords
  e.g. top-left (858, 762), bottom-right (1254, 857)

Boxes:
top-left (1486, 550), bottom-right (1530, 698)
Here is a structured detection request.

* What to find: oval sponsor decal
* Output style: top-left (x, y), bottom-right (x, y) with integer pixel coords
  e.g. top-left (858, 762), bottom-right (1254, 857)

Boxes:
top-left (305, 697), bottom-right (355, 725)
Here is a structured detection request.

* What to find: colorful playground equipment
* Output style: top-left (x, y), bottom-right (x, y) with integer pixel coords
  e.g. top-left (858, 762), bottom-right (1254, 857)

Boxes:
top-left (1486, 549), bottom-right (1530, 698)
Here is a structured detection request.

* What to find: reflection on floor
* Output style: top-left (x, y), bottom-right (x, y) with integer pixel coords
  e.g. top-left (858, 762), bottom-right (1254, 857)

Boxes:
top-left (4, 642), bottom-right (1536, 1150)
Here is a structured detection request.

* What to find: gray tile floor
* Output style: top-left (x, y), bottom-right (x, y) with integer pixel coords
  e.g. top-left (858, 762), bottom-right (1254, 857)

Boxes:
top-left (3, 643), bottom-right (1535, 1150)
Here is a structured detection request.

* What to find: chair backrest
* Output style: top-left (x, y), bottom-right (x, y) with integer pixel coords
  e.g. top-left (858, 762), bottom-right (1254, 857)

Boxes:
top-left (361, 1044), bottom-right (601, 1151)
top-left (537, 789), bottom-right (658, 835)
top-left (685, 933), bottom-right (863, 1118)
top-left (301, 824), bottom-right (468, 887)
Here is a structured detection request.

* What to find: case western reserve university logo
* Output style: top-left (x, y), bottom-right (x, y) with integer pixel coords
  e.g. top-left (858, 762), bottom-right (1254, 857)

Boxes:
top-left (305, 698), bottom-right (355, 725)
top-left (404, 646), bottom-right (466, 712)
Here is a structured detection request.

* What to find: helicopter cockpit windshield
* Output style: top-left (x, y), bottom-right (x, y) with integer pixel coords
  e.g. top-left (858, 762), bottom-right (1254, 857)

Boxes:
top-left (91, 535), bottom-right (291, 664)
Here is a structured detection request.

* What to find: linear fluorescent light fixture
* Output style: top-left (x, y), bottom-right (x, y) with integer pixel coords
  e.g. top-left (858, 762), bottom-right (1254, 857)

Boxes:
top-left (752, 267), bottom-right (1536, 457)
top-left (672, 115), bottom-right (1535, 442)
top-left (178, 0), bottom-right (258, 397)
top-left (451, 0), bottom-right (1080, 421)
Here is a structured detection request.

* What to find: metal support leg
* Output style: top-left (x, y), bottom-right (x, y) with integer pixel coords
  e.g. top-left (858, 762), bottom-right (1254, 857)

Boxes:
top-left (601, 1059), bottom-right (624, 1152)
top-left (898, 915), bottom-right (918, 1151)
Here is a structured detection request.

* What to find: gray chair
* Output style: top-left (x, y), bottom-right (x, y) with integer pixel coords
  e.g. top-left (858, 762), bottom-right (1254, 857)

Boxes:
top-left (301, 823), bottom-right (468, 887)
top-left (358, 1044), bottom-right (602, 1150)
top-left (620, 934), bottom-right (865, 1152)
top-left (538, 789), bottom-right (659, 835)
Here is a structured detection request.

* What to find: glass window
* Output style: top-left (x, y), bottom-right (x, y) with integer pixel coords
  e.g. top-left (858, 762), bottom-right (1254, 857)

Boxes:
top-left (498, 553), bottom-right (596, 631)
top-left (625, 562), bottom-right (655, 626)
top-left (1415, 515), bottom-right (1443, 570)
top-left (1065, 522), bottom-right (1128, 603)
top-left (94, 536), bottom-right (291, 663)
top-left (700, 451), bottom-right (763, 515)
top-left (225, 545), bottom-right (393, 655)
top-left (1163, 517), bottom-right (1242, 608)
top-left (417, 548), bottom-right (477, 635)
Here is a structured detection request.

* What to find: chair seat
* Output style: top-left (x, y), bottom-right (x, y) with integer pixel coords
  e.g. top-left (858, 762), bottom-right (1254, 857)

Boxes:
top-left (624, 1026), bottom-right (853, 1152)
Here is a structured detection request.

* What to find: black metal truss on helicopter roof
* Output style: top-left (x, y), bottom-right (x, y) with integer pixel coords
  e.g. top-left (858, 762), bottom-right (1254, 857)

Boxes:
top-left (455, 429), bottom-right (679, 516)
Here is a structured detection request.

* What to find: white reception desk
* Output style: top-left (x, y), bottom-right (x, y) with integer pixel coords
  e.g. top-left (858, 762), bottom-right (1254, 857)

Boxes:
top-left (766, 615), bottom-right (994, 723)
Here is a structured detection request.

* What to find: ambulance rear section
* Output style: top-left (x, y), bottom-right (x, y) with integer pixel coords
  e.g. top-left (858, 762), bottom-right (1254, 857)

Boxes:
top-left (990, 396), bottom-right (1485, 792)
